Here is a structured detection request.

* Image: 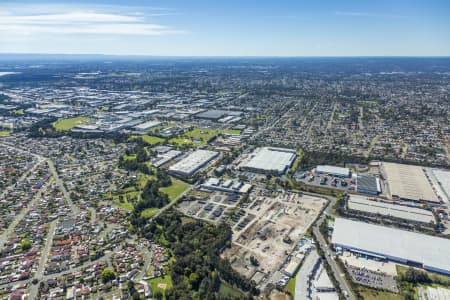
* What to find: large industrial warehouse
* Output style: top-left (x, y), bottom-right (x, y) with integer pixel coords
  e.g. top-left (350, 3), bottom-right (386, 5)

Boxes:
top-left (432, 169), bottom-right (450, 203)
top-left (347, 195), bottom-right (435, 224)
top-left (356, 174), bottom-right (381, 195)
top-left (381, 162), bottom-right (439, 204)
top-left (169, 149), bottom-right (219, 177)
top-left (332, 218), bottom-right (450, 275)
top-left (239, 147), bottom-right (296, 175)
top-left (315, 165), bottom-right (351, 178)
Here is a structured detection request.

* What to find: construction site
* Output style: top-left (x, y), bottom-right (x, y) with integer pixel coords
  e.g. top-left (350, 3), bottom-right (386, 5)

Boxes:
top-left (222, 189), bottom-right (327, 288)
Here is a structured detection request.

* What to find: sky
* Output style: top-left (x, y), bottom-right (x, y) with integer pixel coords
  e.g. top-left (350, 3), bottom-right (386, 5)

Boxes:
top-left (0, 0), bottom-right (449, 56)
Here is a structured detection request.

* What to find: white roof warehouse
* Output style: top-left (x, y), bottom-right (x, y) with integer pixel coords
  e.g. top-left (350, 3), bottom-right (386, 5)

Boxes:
top-left (332, 218), bottom-right (450, 276)
top-left (169, 149), bottom-right (219, 177)
top-left (239, 147), bottom-right (296, 175)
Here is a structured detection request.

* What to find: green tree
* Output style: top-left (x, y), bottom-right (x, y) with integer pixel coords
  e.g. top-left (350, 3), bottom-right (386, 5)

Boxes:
top-left (21, 239), bottom-right (32, 251)
top-left (101, 268), bottom-right (116, 283)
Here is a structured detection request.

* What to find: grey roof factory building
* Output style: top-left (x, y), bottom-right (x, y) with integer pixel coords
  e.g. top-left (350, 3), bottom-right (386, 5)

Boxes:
top-left (332, 218), bottom-right (450, 276)
top-left (315, 165), bottom-right (351, 178)
top-left (169, 149), bottom-right (219, 178)
top-left (356, 174), bottom-right (381, 195)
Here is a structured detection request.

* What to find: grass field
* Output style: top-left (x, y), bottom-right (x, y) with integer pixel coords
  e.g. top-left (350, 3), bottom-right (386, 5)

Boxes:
top-left (358, 286), bottom-right (402, 300)
top-left (159, 177), bottom-right (190, 200)
top-left (168, 137), bottom-right (194, 146)
top-left (12, 109), bottom-right (24, 115)
top-left (112, 199), bottom-right (134, 210)
top-left (53, 116), bottom-right (91, 131)
top-left (0, 130), bottom-right (11, 137)
top-left (111, 190), bottom-right (139, 210)
top-left (219, 282), bottom-right (243, 298)
top-left (133, 135), bottom-right (165, 145)
top-left (141, 207), bottom-right (159, 219)
top-left (123, 154), bottom-right (136, 161)
top-left (284, 276), bottom-right (296, 297)
top-left (169, 128), bottom-right (240, 147)
top-left (290, 148), bottom-right (303, 172)
top-left (148, 275), bottom-right (173, 300)
top-left (397, 265), bottom-right (450, 287)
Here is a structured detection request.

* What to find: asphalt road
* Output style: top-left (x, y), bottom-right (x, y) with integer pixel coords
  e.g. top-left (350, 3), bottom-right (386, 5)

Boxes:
top-left (0, 142), bottom-right (80, 217)
top-left (311, 194), bottom-right (355, 300)
top-left (0, 178), bottom-right (52, 249)
top-left (29, 220), bottom-right (57, 300)
top-left (47, 159), bottom-right (80, 216)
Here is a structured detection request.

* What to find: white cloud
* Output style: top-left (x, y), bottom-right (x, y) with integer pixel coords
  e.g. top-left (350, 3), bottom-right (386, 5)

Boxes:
top-left (0, 12), bottom-right (144, 24)
top-left (0, 23), bottom-right (182, 36)
top-left (0, 5), bottom-right (182, 36)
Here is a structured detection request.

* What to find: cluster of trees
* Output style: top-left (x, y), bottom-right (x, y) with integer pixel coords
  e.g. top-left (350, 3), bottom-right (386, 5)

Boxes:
top-left (118, 145), bottom-right (154, 175)
top-left (118, 155), bottom-right (153, 175)
top-left (142, 210), bottom-right (257, 300)
top-left (101, 268), bottom-right (116, 283)
top-left (394, 267), bottom-right (450, 300)
top-left (300, 150), bottom-right (369, 169)
top-left (130, 180), bottom-right (170, 227)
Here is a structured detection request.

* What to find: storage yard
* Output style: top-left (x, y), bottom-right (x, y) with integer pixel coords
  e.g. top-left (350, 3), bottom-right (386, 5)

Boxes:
top-left (222, 189), bottom-right (327, 287)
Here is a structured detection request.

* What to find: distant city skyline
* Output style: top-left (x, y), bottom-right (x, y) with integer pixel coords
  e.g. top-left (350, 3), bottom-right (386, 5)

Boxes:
top-left (1, 0), bottom-right (450, 56)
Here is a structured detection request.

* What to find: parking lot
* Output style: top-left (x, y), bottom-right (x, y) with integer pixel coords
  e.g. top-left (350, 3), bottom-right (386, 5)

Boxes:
top-left (176, 191), bottom-right (240, 224)
top-left (294, 170), bottom-right (354, 191)
top-left (340, 252), bottom-right (398, 292)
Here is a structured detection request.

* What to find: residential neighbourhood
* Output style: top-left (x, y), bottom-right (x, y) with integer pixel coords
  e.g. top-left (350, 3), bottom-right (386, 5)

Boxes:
top-left (0, 57), bottom-right (449, 300)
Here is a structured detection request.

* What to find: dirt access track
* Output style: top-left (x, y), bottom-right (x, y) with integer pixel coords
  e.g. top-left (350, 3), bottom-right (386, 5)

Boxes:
top-left (222, 190), bottom-right (326, 284)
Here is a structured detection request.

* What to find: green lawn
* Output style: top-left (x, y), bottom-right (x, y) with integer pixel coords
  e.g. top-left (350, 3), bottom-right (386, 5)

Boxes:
top-left (141, 207), bottom-right (159, 219)
top-left (169, 128), bottom-right (240, 147)
top-left (138, 173), bottom-right (157, 188)
top-left (159, 177), bottom-right (190, 200)
top-left (168, 137), bottom-right (195, 147)
top-left (0, 130), bottom-right (11, 137)
top-left (132, 135), bottom-right (165, 145)
top-left (123, 154), bottom-right (136, 161)
top-left (111, 192), bottom-right (139, 210)
top-left (112, 199), bottom-right (134, 210)
top-left (219, 282), bottom-right (243, 298)
top-left (290, 148), bottom-right (303, 172)
top-left (52, 116), bottom-right (92, 131)
top-left (284, 276), bottom-right (296, 297)
top-left (12, 109), bottom-right (24, 115)
top-left (359, 286), bottom-right (402, 300)
top-left (148, 275), bottom-right (173, 300)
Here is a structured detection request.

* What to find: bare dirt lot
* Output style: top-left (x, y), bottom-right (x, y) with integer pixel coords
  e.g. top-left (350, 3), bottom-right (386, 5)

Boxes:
top-left (222, 189), bottom-right (326, 286)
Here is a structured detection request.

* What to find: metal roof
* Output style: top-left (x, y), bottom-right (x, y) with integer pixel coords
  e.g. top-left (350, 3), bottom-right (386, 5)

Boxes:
top-left (357, 175), bottom-right (380, 193)
top-left (432, 169), bottom-right (450, 202)
top-left (169, 149), bottom-right (218, 176)
top-left (332, 218), bottom-right (450, 273)
top-left (241, 147), bottom-right (296, 173)
top-left (347, 195), bottom-right (434, 223)
top-left (315, 165), bottom-right (350, 177)
top-left (382, 162), bottom-right (439, 203)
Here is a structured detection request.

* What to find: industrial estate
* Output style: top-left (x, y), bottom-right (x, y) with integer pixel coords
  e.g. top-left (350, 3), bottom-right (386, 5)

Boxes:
top-left (0, 57), bottom-right (449, 300)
